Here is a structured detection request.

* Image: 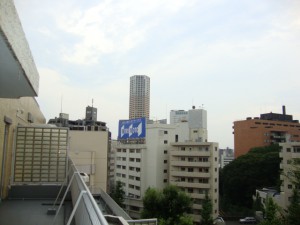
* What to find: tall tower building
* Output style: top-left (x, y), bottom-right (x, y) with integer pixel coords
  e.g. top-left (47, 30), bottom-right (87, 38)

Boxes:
top-left (129, 75), bottom-right (150, 119)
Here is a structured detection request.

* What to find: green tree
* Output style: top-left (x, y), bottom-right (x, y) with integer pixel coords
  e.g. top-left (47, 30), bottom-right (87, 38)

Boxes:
top-left (220, 144), bottom-right (281, 210)
top-left (258, 197), bottom-right (283, 225)
top-left (201, 194), bottom-right (213, 225)
top-left (286, 188), bottom-right (300, 225)
top-left (110, 180), bottom-right (125, 207)
top-left (142, 185), bottom-right (192, 225)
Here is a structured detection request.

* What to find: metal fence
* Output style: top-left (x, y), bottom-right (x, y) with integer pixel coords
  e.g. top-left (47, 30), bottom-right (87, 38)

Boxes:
top-left (52, 162), bottom-right (108, 225)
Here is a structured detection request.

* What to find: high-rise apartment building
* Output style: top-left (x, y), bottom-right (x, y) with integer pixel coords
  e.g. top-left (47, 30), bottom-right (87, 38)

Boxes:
top-left (129, 75), bottom-right (150, 119)
top-left (233, 106), bottom-right (300, 158)
top-left (114, 107), bottom-right (219, 223)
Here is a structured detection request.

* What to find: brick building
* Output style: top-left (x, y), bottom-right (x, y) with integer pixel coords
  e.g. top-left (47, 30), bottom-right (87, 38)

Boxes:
top-left (233, 106), bottom-right (300, 158)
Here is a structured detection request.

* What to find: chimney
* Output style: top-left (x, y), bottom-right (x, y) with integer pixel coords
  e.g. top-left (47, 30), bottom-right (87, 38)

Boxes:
top-left (282, 105), bottom-right (286, 115)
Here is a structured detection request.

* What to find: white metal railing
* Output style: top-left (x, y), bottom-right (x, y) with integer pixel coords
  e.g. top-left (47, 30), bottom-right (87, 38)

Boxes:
top-left (51, 161), bottom-right (109, 225)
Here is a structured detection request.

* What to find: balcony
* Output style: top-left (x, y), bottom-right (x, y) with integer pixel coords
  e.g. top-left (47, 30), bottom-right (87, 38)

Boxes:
top-left (171, 150), bottom-right (211, 157)
top-left (170, 161), bottom-right (211, 167)
top-left (170, 171), bottom-right (210, 178)
top-left (0, 0), bottom-right (39, 98)
top-left (172, 181), bottom-right (210, 189)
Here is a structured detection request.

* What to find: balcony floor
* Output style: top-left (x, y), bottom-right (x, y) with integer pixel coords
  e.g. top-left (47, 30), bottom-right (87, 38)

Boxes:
top-left (0, 199), bottom-right (67, 225)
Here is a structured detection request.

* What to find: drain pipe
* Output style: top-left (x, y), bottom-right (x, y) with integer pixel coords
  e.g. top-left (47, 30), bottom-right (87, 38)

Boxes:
top-left (0, 124), bottom-right (9, 201)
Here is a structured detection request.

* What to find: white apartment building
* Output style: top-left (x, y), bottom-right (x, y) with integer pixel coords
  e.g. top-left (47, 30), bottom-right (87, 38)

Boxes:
top-left (219, 148), bottom-right (234, 168)
top-left (278, 142), bottom-right (300, 210)
top-left (169, 141), bottom-right (219, 223)
top-left (170, 107), bottom-right (207, 142)
top-left (129, 75), bottom-right (150, 119)
top-left (114, 108), bottom-right (219, 223)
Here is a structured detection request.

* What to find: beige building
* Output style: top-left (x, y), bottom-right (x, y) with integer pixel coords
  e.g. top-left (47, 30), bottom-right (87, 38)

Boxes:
top-left (278, 142), bottom-right (300, 210)
top-left (69, 130), bottom-right (109, 192)
top-left (169, 142), bottom-right (219, 223)
top-left (0, 0), bottom-right (46, 199)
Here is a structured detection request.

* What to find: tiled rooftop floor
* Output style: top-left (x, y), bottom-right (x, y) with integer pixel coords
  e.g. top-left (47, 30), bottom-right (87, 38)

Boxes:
top-left (0, 199), bottom-right (66, 225)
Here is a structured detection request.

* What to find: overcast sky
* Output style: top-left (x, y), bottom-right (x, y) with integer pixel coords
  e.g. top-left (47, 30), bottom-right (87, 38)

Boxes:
top-left (14, 0), bottom-right (300, 148)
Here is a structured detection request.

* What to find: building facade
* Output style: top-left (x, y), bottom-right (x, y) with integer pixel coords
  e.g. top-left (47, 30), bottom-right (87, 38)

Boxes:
top-left (278, 142), bottom-right (300, 210)
top-left (47, 106), bottom-right (110, 192)
top-left (129, 75), bottom-right (150, 119)
top-left (114, 107), bottom-right (219, 223)
top-left (0, 0), bottom-right (46, 200)
top-left (233, 106), bottom-right (300, 158)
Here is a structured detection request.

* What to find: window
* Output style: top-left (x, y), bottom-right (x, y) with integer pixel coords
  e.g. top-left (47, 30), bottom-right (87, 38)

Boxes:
top-left (288, 184), bottom-right (293, 189)
top-left (164, 130), bottom-right (168, 134)
top-left (181, 157), bottom-right (185, 161)
top-left (188, 168), bottom-right (193, 172)
top-left (164, 179), bottom-right (167, 183)
top-left (136, 168), bottom-right (140, 172)
top-left (188, 188), bottom-right (193, 193)
top-left (122, 149), bottom-right (126, 152)
top-left (164, 169), bottom-right (167, 173)
top-left (181, 167), bottom-right (185, 171)
top-left (122, 166), bottom-right (126, 169)
top-left (136, 158), bottom-right (141, 162)
top-left (181, 147), bottom-right (185, 151)
top-left (136, 177), bottom-right (140, 181)
top-left (164, 140), bottom-right (168, 144)
top-left (129, 158), bottom-right (134, 162)
top-left (122, 157), bottom-right (126, 161)
top-left (215, 157), bottom-right (217, 161)
top-left (188, 178), bottom-right (193, 183)
top-left (136, 149), bottom-right (141, 153)
top-left (164, 160), bottom-right (167, 164)
top-left (287, 148), bottom-right (291, 152)
top-left (122, 174), bottom-right (126, 178)
top-left (164, 150), bottom-right (168, 154)
top-left (130, 149), bottom-right (135, 153)
top-left (193, 130), bottom-right (198, 133)
top-left (181, 177), bottom-right (185, 182)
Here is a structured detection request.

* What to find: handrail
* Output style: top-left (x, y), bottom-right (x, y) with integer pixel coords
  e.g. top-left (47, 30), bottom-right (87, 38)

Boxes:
top-left (51, 159), bottom-right (109, 225)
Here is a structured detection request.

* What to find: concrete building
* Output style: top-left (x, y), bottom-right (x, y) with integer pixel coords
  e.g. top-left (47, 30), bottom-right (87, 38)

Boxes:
top-left (170, 107), bottom-right (208, 142)
top-left (0, 1), bottom-right (155, 224)
top-left (219, 147), bottom-right (234, 168)
top-left (0, 0), bottom-right (46, 199)
top-left (129, 75), bottom-right (150, 119)
top-left (233, 106), bottom-right (300, 158)
top-left (69, 130), bottom-right (109, 192)
top-left (169, 141), bottom-right (219, 222)
top-left (278, 142), bottom-right (300, 210)
top-left (114, 107), bottom-right (219, 223)
top-left (48, 106), bottom-right (110, 192)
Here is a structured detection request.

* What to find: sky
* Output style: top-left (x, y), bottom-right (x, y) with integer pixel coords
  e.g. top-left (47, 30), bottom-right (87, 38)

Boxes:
top-left (14, 0), bottom-right (300, 148)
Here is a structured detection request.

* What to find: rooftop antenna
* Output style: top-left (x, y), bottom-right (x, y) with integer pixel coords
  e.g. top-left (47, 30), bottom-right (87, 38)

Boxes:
top-left (92, 98), bottom-right (94, 108)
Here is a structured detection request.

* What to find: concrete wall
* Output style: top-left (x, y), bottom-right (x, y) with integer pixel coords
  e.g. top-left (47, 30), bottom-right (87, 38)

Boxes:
top-left (69, 130), bottom-right (109, 192)
top-left (0, 97), bottom-right (45, 198)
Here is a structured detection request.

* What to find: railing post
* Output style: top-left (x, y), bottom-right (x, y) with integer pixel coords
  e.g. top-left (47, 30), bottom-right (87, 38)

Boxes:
top-left (66, 190), bottom-right (87, 225)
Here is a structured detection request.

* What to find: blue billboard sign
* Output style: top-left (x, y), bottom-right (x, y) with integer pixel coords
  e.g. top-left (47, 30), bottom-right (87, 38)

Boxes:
top-left (118, 118), bottom-right (146, 139)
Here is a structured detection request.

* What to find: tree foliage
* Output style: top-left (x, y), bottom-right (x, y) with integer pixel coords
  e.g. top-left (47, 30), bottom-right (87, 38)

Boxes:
top-left (142, 185), bottom-right (192, 225)
top-left (258, 198), bottom-right (283, 225)
top-left (201, 194), bottom-right (213, 225)
top-left (110, 180), bottom-right (125, 207)
top-left (220, 144), bottom-right (281, 209)
top-left (286, 188), bottom-right (300, 225)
